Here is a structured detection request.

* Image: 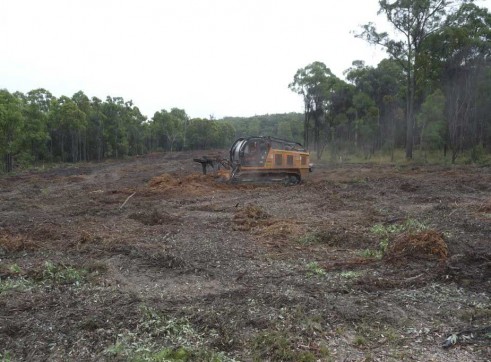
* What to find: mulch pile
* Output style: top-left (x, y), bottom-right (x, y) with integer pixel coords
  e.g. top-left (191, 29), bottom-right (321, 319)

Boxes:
top-left (129, 209), bottom-right (180, 226)
top-left (233, 204), bottom-right (271, 231)
top-left (0, 229), bottom-right (37, 252)
top-left (478, 199), bottom-right (491, 213)
top-left (258, 220), bottom-right (305, 240)
top-left (385, 230), bottom-right (448, 263)
top-left (233, 205), bottom-right (307, 248)
top-left (149, 173), bottom-right (216, 195)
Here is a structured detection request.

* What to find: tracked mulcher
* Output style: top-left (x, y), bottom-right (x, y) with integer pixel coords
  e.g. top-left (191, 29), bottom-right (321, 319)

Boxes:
top-left (194, 136), bottom-right (312, 184)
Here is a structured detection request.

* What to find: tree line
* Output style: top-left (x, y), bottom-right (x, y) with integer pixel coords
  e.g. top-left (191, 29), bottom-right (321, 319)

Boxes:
top-left (0, 89), bottom-right (234, 172)
top-left (0, 87), bottom-right (305, 172)
top-left (290, 0), bottom-right (491, 161)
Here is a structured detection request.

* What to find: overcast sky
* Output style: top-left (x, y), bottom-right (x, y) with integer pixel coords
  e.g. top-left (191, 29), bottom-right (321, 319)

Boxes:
top-left (1, 0), bottom-right (490, 119)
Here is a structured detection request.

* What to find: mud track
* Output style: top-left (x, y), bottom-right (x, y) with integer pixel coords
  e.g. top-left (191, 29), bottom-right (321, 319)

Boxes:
top-left (1, 151), bottom-right (490, 361)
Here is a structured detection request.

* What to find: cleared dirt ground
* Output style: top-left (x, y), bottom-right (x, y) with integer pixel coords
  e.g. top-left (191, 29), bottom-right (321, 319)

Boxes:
top-left (0, 151), bottom-right (490, 361)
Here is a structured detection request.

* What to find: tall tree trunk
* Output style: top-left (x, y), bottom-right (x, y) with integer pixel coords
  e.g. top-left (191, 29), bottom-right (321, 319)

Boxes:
top-left (115, 132), bottom-right (118, 158)
top-left (405, 42), bottom-right (414, 159)
top-left (303, 105), bottom-right (310, 149)
top-left (71, 131), bottom-right (77, 162)
top-left (314, 114), bottom-right (320, 160)
top-left (61, 134), bottom-right (65, 162)
top-left (5, 153), bottom-right (13, 172)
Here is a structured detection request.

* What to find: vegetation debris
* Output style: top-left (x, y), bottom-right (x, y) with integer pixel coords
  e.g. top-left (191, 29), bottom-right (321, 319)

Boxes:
top-left (0, 230), bottom-right (37, 252)
top-left (385, 230), bottom-right (449, 263)
top-left (233, 204), bottom-right (271, 231)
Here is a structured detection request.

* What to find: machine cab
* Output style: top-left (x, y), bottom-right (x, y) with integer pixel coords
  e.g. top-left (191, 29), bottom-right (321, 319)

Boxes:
top-left (230, 137), bottom-right (270, 167)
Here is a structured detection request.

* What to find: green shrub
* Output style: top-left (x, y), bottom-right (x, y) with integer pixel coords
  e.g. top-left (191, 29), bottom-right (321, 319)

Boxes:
top-left (306, 261), bottom-right (326, 276)
top-left (0, 277), bottom-right (33, 293)
top-left (370, 219), bottom-right (428, 254)
top-left (41, 261), bottom-right (87, 285)
top-left (0, 351), bottom-right (12, 362)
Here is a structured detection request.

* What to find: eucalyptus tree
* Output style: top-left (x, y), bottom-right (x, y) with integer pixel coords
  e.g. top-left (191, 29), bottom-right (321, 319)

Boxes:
top-left (0, 90), bottom-right (24, 171)
top-left (152, 109), bottom-right (183, 152)
top-left (71, 91), bottom-right (92, 161)
top-left (126, 105), bottom-right (146, 156)
top-left (476, 68), bottom-right (491, 153)
top-left (424, 1), bottom-right (491, 161)
top-left (358, 0), bottom-right (454, 158)
top-left (220, 113), bottom-right (303, 143)
top-left (289, 61), bottom-right (339, 158)
top-left (87, 97), bottom-right (106, 161)
top-left (417, 89), bottom-right (446, 158)
top-left (167, 108), bottom-right (189, 151)
top-left (21, 89), bottom-right (52, 162)
top-left (215, 121), bottom-right (236, 148)
top-left (102, 97), bottom-right (128, 158)
top-left (57, 96), bottom-right (87, 162)
top-left (187, 118), bottom-right (218, 150)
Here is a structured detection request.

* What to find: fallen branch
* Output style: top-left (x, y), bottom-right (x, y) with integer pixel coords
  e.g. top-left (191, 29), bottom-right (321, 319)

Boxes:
top-left (405, 273), bottom-right (424, 282)
top-left (447, 209), bottom-right (458, 217)
top-left (442, 326), bottom-right (491, 349)
top-left (119, 192), bottom-right (136, 209)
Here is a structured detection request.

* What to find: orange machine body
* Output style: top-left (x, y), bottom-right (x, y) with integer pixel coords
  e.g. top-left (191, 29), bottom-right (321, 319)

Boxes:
top-left (229, 136), bottom-right (311, 183)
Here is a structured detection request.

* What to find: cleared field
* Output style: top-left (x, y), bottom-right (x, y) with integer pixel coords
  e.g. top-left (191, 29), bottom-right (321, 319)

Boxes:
top-left (0, 151), bottom-right (490, 361)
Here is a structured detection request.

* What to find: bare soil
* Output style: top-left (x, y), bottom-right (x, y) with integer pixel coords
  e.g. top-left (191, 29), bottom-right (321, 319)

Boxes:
top-left (0, 151), bottom-right (490, 361)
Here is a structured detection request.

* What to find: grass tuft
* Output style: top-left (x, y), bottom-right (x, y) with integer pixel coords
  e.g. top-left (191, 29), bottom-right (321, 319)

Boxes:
top-left (306, 261), bottom-right (326, 276)
top-left (251, 331), bottom-right (316, 362)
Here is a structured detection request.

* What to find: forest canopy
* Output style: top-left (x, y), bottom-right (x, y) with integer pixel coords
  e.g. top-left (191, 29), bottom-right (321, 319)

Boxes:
top-left (290, 0), bottom-right (491, 161)
top-left (0, 88), bottom-right (304, 172)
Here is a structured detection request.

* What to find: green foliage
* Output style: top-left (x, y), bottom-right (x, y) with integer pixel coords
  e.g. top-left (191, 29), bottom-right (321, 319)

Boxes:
top-left (340, 271), bottom-right (362, 279)
top-left (370, 219), bottom-right (428, 254)
top-left (356, 0), bottom-right (451, 158)
top-left (151, 108), bottom-right (188, 151)
top-left (0, 277), bottom-right (33, 294)
top-left (1, 262), bottom-right (88, 292)
top-left (0, 351), bottom-right (12, 362)
top-left (8, 263), bottom-right (21, 274)
top-left (289, 62), bottom-right (343, 158)
top-left (353, 335), bottom-right (367, 347)
top-left (221, 113), bottom-right (303, 143)
top-left (104, 306), bottom-right (233, 362)
top-left (105, 345), bottom-right (231, 362)
top-left (251, 331), bottom-right (316, 362)
top-left (41, 261), bottom-right (87, 286)
top-left (469, 144), bottom-right (488, 164)
top-left (138, 306), bottom-right (199, 343)
top-left (305, 261), bottom-right (326, 277)
top-left (417, 90), bottom-right (445, 152)
top-left (1, 84), bottom-right (311, 172)
top-left (2, 1), bottom-right (491, 176)
top-left (295, 230), bottom-right (323, 245)
top-left (186, 118), bottom-right (219, 149)
top-left (360, 249), bottom-right (383, 259)
top-left (0, 89), bottom-right (24, 171)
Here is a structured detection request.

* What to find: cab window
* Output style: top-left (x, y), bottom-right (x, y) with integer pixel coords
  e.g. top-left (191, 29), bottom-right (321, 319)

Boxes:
top-left (275, 154), bottom-right (282, 166)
